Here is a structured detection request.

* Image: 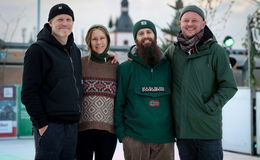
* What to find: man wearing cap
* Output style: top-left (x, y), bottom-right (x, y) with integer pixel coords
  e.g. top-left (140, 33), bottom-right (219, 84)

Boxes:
top-left (165, 5), bottom-right (237, 160)
top-left (21, 3), bottom-right (82, 160)
top-left (114, 19), bottom-right (174, 160)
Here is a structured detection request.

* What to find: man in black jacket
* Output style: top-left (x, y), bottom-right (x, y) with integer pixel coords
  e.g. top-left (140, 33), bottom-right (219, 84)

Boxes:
top-left (21, 3), bottom-right (82, 160)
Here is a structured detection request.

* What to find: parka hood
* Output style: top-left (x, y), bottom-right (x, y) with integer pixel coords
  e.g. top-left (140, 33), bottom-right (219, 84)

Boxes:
top-left (196, 25), bottom-right (216, 47)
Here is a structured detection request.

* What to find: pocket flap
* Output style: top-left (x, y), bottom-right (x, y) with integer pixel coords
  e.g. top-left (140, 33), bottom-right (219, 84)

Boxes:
top-left (134, 86), bottom-right (171, 97)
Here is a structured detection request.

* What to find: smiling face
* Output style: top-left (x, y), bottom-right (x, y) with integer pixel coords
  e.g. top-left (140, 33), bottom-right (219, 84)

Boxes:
top-left (89, 29), bottom-right (108, 54)
top-left (180, 11), bottom-right (206, 39)
top-left (136, 28), bottom-right (155, 47)
top-left (49, 14), bottom-right (73, 44)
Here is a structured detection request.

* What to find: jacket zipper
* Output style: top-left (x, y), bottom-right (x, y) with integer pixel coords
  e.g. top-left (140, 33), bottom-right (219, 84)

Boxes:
top-left (151, 68), bottom-right (154, 80)
top-left (66, 49), bottom-right (80, 100)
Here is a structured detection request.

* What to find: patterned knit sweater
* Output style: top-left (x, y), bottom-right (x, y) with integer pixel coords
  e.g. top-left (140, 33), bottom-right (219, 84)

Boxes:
top-left (79, 56), bottom-right (118, 134)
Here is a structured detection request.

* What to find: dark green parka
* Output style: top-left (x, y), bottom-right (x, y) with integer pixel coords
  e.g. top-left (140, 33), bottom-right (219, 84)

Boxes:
top-left (165, 26), bottom-right (237, 139)
top-left (115, 46), bottom-right (174, 143)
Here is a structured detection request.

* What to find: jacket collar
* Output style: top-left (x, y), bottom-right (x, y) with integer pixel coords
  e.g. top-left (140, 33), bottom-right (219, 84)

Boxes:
top-left (196, 25), bottom-right (215, 47)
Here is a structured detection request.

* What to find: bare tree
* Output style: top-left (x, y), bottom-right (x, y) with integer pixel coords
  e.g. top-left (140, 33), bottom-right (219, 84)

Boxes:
top-left (0, 8), bottom-right (25, 42)
top-left (161, 0), bottom-right (235, 50)
top-left (195, 0), bottom-right (235, 36)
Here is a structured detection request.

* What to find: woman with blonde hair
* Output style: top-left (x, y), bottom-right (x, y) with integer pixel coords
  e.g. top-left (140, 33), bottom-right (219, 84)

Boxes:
top-left (76, 25), bottom-right (118, 160)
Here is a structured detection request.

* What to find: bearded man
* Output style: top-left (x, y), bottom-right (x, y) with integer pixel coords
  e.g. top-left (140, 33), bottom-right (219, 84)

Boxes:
top-left (114, 19), bottom-right (175, 160)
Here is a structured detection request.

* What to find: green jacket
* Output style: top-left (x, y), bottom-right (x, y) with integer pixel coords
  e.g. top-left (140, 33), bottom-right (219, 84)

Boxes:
top-left (165, 27), bottom-right (237, 139)
top-left (115, 46), bottom-right (174, 143)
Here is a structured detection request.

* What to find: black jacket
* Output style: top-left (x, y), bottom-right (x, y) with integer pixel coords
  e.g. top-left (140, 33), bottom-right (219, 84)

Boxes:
top-left (21, 23), bottom-right (83, 129)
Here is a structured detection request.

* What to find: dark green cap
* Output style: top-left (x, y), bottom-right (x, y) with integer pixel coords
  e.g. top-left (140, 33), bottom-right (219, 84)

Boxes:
top-left (133, 19), bottom-right (157, 40)
top-left (180, 5), bottom-right (205, 20)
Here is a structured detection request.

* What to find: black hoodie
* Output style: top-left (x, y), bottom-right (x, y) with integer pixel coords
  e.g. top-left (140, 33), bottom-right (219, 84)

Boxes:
top-left (21, 23), bottom-right (83, 129)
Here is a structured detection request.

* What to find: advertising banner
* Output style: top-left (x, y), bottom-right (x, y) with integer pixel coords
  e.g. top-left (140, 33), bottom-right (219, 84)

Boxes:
top-left (16, 85), bottom-right (32, 137)
top-left (0, 85), bottom-right (17, 137)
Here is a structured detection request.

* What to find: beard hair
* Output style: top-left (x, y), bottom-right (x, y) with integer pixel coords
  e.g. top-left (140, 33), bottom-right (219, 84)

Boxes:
top-left (136, 37), bottom-right (162, 67)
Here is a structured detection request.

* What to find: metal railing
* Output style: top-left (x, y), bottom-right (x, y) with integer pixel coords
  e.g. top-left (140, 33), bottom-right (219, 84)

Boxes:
top-left (0, 39), bottom-right (129, 52)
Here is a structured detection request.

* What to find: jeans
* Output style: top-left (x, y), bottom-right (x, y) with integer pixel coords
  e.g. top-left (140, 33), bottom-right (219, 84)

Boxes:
top-left (176, 139), bottom-right (223, 160)
top-left (33, 123), bottom-right (78, 160)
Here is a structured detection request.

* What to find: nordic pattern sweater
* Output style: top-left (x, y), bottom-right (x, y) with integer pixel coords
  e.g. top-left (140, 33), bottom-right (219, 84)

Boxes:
top-left (79, 56), bottom-right (118, 134)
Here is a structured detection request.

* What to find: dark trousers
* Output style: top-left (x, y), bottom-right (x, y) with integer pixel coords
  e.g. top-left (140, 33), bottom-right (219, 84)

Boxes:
top-left (76, 129), bottom-right (117, 160)
top-left (33, 122), bottom-right (78, 160)
top-left (176, 139), bottom-right (223, 160)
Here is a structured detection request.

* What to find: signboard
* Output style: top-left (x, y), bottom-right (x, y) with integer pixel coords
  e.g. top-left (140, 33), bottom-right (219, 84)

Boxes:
top-left (0, 85), bottom-right (17, 137)
top-left (16, 85), bottom-right (32, 137)
top-left (0, 121), bottom-right (12, 133)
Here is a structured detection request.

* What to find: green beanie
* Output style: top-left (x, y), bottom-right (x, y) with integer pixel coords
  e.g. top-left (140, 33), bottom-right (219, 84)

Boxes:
top-left (133, 19), bottom-right (157, 40)
top-left (180, 5), bottom-right (205, 20)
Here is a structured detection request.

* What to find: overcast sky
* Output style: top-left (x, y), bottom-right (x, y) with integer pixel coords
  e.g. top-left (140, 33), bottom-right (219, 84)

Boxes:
top-left (0, 0), bottom-right (258, 49)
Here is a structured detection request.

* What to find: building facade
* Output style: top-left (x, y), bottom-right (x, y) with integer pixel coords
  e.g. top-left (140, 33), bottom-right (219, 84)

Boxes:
top-left (110, 0), bottom-right (134, 46)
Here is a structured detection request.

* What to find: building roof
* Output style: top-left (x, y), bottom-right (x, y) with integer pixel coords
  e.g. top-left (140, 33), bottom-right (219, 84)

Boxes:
top-left (114, 0), bottom-right (133, 32)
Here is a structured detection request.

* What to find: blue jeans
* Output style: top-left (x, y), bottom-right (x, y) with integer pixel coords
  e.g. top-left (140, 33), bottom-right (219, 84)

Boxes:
top-left (176, 139), bottom-right (223, 160)
top-left (33, 123), bottom-right (78, 160)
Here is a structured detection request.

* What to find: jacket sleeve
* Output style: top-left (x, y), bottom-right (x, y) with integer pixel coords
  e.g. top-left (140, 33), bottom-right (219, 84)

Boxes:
top-left (205, 45), bottom-right (238, 115)
top-left (21, 44), bottom-right (49, 129)
top-left (114, 63), bottom-right (130, 142)
top-left (164, 44), bottom-right (175, 63)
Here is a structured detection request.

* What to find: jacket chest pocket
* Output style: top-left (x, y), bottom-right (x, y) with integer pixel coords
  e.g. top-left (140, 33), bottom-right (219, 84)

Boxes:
top-left (134, 85), bottom-right (171, 108)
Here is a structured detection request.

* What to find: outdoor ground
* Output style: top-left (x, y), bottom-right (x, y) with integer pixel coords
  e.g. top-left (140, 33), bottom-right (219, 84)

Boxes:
top-left (0, 138), bottom-right (259, 160)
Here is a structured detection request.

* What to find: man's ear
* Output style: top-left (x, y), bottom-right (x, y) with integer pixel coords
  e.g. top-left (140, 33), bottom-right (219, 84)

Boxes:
top-left (48, 21), bottom-right (52, 27)
top-left (202, 20), bottom-right (206, 28)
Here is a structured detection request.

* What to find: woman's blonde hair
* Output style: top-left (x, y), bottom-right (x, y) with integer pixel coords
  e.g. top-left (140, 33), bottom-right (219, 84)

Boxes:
top-left (85, 25), bottom-right (110, 53)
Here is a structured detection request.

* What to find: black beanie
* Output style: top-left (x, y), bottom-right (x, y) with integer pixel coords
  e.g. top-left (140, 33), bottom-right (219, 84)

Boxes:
top-left (48, 3), bottom-right (74, 21)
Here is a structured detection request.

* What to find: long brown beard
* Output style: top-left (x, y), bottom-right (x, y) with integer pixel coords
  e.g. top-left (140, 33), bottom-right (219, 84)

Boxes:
top-left (136, 38), bottom-right (162, 67)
